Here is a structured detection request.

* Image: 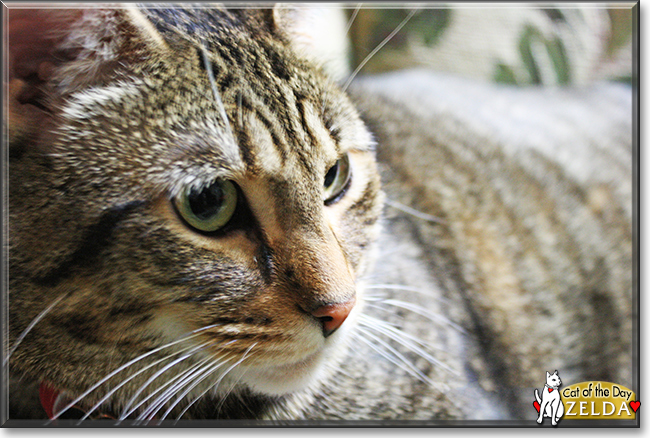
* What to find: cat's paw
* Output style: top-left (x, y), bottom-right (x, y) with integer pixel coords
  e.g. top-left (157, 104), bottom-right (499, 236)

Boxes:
top-left (536, 417), bottom-right (543, 424)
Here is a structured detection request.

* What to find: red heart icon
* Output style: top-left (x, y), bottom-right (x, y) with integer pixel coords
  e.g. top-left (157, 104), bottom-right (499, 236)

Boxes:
top-left (548, 388), bottom-right (553, 393)
top-left (630, 401), bottom-right (640, 413)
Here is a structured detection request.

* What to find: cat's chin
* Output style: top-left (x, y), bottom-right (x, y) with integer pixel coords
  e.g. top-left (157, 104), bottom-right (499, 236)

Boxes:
top-left (238, 351), bottom-right (324, 396)
top-left (236, 327), bottom-right (352, 397)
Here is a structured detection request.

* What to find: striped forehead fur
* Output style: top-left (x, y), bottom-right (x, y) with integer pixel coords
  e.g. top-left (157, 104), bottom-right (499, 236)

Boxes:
top-left (51, 7), bottom-right (372, 209)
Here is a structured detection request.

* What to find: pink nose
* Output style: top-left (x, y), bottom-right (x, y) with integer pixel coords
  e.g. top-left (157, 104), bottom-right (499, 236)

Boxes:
top-left (311, 298), bottom-right (356, 337)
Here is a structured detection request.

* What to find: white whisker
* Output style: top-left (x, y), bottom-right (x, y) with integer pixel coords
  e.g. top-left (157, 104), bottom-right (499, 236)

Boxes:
top-left (135, 354), bottom-right (220, 424)
top-left (200, 44), bottom-right (239, 163)
top-left (363, 301), bottom-right (456, 335)
top-left (343, 4), bottom-right (362, 38)
top-left (49, 324), bottom-right (219, 422)
top-left (173, 372), bottom-right (223, 422)
top-left (365, 284), bottom-right (451, 303)
top-left (362, 293), bottom-right (387, 301)
top-left (237, 91), bottom-right (243, 128)
top-left (201, 45), bottom-right (233, 138)
top-left (75, 340), bottom-right (209, 423)
top-left (385, 198), bottom-right (446, 224)
top-left (211, 343), bottom-right (257, 418)
top-left (137, 348), bottom-right (238, 424)
top-left (322, 3), bottom-right (362, 115)
top-left (5, 294), bottom-right (67, 366)
top-left (118, 353), bottom-right (214, 422)
top-left (342, 8), bottom-right (419, 92)
top-left (376, 299), bottom-right (466, 334)
top-left (359, 314), bottom-right (458, 378)
top-left (172, 343), bottom-right (256, 422)
top-left (355, 326), bottom-right (434, 386)
top-left (157, 358), bottom-right (228, 422)
top-left (112, 339), bottom-right (214, 422)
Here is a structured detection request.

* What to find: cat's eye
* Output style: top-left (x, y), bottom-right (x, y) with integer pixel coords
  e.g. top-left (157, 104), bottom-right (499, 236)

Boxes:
top-left (323, 154), bottom-right (351, 204)
top-left (175, 180), bottom-right (238, 233)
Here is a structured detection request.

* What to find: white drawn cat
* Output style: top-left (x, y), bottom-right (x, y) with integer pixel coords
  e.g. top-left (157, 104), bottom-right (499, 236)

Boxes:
top-left (535, 370), bottom-right (564, 425)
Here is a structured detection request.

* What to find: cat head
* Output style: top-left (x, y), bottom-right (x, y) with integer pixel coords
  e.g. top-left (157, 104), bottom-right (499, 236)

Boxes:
top-left (546, 371), bottom-right (562, 388)
top-left (8, 4), bottom-right (382, 416)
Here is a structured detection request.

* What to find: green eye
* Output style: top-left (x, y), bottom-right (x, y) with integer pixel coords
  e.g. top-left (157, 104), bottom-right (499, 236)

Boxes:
top-left (323, 153), bottom-right (351, 204)
top-left (175, 180), bottom-right (238, 233)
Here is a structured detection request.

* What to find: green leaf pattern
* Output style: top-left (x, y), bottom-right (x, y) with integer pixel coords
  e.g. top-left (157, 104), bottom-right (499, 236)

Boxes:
top-left (349, 6), bottom-right (632, 86)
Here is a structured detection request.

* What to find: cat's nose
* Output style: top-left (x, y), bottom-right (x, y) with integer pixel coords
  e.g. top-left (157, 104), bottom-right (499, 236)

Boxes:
top-left (311, 298), bottom-right (356, 338)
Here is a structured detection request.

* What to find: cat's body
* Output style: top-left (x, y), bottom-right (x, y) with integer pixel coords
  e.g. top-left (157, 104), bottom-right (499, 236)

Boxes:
top-left (534, 371), bottom-right (564, 425)
top-left (6, 5), bottom-right (633, 424)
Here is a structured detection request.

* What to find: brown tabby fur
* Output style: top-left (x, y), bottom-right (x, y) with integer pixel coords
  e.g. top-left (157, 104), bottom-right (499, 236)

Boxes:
top-left (6, 4), bottom-right (633, 423)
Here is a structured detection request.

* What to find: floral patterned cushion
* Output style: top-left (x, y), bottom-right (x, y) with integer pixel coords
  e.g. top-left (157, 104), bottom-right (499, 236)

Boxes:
top-left (348, 6), bottom-right (633, 86)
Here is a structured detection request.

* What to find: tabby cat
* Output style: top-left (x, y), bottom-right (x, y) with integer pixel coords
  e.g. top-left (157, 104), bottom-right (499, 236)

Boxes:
top-left (5, 4), bottom-right (634, 424)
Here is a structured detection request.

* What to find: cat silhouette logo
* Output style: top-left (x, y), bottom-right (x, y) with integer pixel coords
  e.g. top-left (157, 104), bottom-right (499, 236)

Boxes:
top-left (534, 370), bottom-right (564, 426)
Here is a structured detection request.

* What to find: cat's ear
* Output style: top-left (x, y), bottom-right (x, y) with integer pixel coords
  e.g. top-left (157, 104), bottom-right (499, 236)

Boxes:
top-left (272, 3), bottom-right (351, 82)
top-left (7, 6), bottom-right (167, 153)
top-left (8, 6), bottom-right (168, 87)
top-left (546, 371), bottom-right (551, 378)
top-left (554, 370), bottom-right (559, 375)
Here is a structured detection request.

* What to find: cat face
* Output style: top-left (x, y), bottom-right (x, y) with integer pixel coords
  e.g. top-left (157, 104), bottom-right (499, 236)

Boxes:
top-left (8, 6), bottom-right (382, 416)
top-left (546, 371), bottom-right (561, 388)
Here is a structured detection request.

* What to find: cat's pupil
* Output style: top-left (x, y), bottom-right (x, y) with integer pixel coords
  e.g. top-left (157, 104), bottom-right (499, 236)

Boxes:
top-left (189, 184), bottom-right (226, 220)
top-left (324, 162), bottom-right (339, 188)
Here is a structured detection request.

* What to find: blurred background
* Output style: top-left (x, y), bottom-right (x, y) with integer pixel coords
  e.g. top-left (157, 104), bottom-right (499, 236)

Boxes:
top-left (346, 5), bottom-right (634, 87)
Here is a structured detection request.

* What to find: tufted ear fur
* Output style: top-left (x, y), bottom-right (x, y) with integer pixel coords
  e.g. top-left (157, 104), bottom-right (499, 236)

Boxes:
top-left (6, 5), bottom-right (168, 154)
top-left (272, 3), bottom-right (351, 82)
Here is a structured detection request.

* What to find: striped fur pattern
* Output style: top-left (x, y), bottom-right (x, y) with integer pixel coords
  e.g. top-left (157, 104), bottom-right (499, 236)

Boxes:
top-left (9, 6), bottom-right (382, 420)
top-left (7, 5), bottom-right (633, 423)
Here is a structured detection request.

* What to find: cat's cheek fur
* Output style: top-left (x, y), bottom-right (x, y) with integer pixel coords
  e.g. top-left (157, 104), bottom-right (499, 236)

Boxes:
top-left (148, 298), bottom-right (360, 398)
top-left (236, 301), bottom-right (362, 396)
